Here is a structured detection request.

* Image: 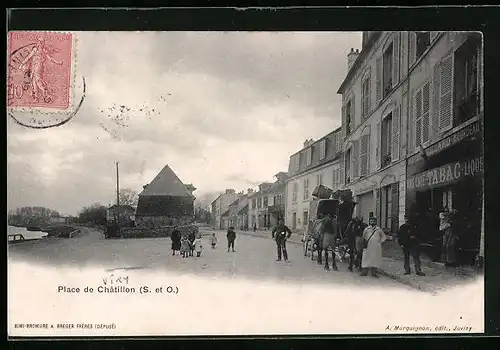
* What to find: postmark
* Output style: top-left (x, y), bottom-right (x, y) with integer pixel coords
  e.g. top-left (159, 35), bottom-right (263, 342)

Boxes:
top-left (7, 31), bottom-right (84, 129)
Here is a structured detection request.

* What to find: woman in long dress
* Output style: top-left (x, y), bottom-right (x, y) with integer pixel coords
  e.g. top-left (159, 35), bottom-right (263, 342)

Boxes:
top-left (171, 226), bottom-right (181, 256)
top-left (360, 217), bottom-right (387, 278)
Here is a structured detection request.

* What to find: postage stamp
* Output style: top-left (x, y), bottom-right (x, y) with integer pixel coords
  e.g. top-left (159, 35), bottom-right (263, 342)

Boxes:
top-left (7, 31), bottom-right (77, 114)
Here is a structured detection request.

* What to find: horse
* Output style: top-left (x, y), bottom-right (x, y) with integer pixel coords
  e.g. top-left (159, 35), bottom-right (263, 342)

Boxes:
top-left (310, 214), bottom-right (341, 270)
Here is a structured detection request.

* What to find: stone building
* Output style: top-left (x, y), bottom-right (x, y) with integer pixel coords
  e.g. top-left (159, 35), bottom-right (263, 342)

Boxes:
top-left (135, 165), bottom-right (196, 228)
top-left (337, 31), bottom-right (483, 265)
top-left (210, 189), bottom-right (240, 229)
top-left (285, 129), bottom-right (343, 232)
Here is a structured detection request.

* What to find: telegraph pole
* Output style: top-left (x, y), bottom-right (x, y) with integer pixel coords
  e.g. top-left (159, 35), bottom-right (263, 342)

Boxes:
top-left (116, 161), bottom-right (120, 235)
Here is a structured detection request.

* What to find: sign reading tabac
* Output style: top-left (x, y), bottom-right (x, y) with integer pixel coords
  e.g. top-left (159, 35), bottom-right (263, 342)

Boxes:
top-left (407, 156), bottom-right (483, 191)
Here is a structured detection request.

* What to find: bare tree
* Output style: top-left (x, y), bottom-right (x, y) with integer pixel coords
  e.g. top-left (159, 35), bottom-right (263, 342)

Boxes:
top-left (119, 188), bottom-right (139, 207)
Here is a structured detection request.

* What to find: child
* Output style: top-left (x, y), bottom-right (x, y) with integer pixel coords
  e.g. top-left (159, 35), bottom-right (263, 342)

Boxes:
top-left (180, 235), bottom-right (190, 258)
top-left (193, 236), bottom-right (203, 257)
top-left (210, 233), bottom-right (218, 249)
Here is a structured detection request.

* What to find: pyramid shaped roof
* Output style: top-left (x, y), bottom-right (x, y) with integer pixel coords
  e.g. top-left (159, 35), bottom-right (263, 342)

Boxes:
top-left (139, 165), bottom-right (193, 197)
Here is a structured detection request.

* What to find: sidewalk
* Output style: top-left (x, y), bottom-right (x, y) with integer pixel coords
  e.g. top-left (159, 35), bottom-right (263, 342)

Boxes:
top-left (231, 229), bottom-right (480, 294)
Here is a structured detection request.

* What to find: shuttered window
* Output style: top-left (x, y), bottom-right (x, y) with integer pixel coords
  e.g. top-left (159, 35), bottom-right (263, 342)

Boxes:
top-left (439, 55), bottom-right (453, 132)
top-left (292, 182), bottom-right (298, 203)
top-left (422, 83), bottom-right (431, 143)
top-left (319, 139), bottom-right (326, 160)
top-left (360, 134), bottom-right (369, 176)
top-left (362, 73), bottom-right (371, 119)
top-left (295, 154), bottom-right (300, 172)
top-left (409, 31), bottom-right (417, 67)
top-left (415, 89), bottom-right (423, 147)
top-left (376, 56), bottom-right (382, 102)
top-left (432, 63), bottom-right (441, 138)
top-left (392, 33), bottom-right (400, 87)
top-left (306, 147), bottom-right (312, 166)
top-left (391, 105), bottom-right (401, 161)
top-left (414, 82), bottom-right (431, 146)
top-left (336, 131), bottom-right (342, 154)
top-left (303, 178), bottom-right (309, 200)
top-left (352, 140), bottom-right (359, 179)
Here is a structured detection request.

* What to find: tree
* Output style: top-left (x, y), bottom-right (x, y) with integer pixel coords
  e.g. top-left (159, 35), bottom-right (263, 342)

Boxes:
top-left (119, 188), bottom-right (139, 207)
top-left (78, 203), bottom-right (107, 225)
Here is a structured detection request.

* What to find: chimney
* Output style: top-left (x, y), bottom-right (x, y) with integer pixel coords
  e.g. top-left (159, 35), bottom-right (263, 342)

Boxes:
top-left (347, 48), bottom-right (360, 72)
top-left (247, 188), bottom-right (254, 194)
top-left (225, 189), bottom-right (235, 194)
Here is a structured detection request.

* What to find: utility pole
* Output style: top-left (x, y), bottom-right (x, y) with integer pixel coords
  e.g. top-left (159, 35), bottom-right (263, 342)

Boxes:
top-left (116, 161), bottom-right (120, 236)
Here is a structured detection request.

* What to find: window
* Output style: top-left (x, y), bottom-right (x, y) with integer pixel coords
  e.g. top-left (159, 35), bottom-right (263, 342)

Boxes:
top-left (303, 211), bottom-right (309, 226)
top-left (252, 198), bottom-right (256, 209)
top-left (306, 148), bottom-right (312, 166)
top-left (295, 154), bottom-right (300, 172)
top-left (303, 178), bottom-right (309, 200)
top-left (319, 139), bottom-right (326, 160)
top-left (454, 34), bottom-right (481, 126)
top-left (416, 32), bottom-right (431, 59)
top-left (292, 182), bottom-right (298, 203)
top-left (362, 75), bottom-right (371, 119)
top-left (346, 100), bottom-right (352, 135)
top-left (317, 173), bottom-right (323, 186)
top-left (381, 113), bottom-right (392, 167)
top-left (360, 134), bottom-right (370, 176)
top-left (414, 82), bottom-right (431, 146)
top-left (381, 185), bottom-right (392, 230)
top-left (257, 197), bottom-right (262, 209)
top-left (263, 196), bottom-right (268, 207)
top-left (345, 149), bottom-right (351, 184)
top-left (383, 43), bottom-right (393, 98)
top-left (336, 132), bottom-right (342, 154)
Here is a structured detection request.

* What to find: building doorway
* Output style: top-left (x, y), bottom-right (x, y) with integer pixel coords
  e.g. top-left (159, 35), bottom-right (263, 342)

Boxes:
top-left (292, 212), bottom-right (297, 230)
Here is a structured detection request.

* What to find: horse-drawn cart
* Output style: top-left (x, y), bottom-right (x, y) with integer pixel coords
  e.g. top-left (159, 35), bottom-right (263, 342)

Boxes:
top-left (304, 187), bottom-right (357, 266)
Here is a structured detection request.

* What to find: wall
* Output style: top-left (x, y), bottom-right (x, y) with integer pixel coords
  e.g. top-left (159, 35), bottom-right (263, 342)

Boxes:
top-left (285, 159), bottom-right (341, 232)
top-left (135, 215), bottom-right (194, 228)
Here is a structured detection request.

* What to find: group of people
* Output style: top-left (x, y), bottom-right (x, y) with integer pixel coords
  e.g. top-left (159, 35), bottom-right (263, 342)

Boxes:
top-left (170, 227), bottom-right (205, 258)
top-left (301, 212), bottom-right (429, 278)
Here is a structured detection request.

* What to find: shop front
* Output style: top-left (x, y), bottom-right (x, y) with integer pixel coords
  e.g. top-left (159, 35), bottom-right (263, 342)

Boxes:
top-left (406, 120), bottom-right (483, 265)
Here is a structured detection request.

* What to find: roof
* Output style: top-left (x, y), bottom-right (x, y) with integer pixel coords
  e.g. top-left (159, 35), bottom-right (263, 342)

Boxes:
top-left (139, 165), bottom-right (193, 197)
top-left (289, 127), bottom-right (342, 158)
top-left (337, 32), bottom-right (381, 94)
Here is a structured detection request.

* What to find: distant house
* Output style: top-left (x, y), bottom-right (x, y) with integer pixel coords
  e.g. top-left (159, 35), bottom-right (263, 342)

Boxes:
top-left (106, 205), bottom-right (136, 223)
top-left (135, 164), bottom-right (196, 228)
top-left (49, 216), bottom-right (68, 224)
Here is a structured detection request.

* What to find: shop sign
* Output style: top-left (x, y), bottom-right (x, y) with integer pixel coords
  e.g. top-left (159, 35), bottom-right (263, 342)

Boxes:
top-left (408, 120), bottom-right (481, 165)
top-left (407, 156), bottom-right (483, 191)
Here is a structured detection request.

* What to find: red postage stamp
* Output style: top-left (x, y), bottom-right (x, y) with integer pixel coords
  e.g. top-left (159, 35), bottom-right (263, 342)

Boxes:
top-left (7, 31), bottom-right (75, 111)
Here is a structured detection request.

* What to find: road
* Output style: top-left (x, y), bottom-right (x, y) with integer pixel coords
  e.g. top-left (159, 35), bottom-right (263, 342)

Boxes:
top-left (8, 226), bottom-right (411, 290)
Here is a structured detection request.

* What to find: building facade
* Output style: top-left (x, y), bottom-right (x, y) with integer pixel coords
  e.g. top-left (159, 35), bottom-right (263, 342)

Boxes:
top-left (210, 189), bottom-right (240, 230)
top-left (248, 173), bottom-right (288, 230)
top-left (285, 128), bottom-right (343, 233)
top-left (338, 31), bottom-right (483, 265)
top-left (224, 193), bottom-right (249, 230)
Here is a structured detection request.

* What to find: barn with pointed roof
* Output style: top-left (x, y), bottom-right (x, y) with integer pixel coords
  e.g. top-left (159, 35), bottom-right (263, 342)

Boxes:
top-left (135, 165), bottom-right (196, 228)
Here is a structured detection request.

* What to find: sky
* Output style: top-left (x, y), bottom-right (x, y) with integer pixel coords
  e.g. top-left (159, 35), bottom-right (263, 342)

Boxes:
top-left (7, 31), bottom-right (361, 216)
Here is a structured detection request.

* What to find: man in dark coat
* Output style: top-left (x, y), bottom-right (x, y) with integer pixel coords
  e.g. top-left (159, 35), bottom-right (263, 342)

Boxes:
top-left (227, 226), bottom-right (236, 252)
top-left (272, 219), bottom-right (292, 262)
top-left (398, 215), bottom-right (425, 276)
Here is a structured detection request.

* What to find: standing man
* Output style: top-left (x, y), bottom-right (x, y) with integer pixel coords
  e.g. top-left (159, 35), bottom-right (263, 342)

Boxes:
top-left (360, 217), bottom-right (387, 278)
top-left (398, 215), bottom-right (426, 276)
top-left (227, 226), bottom-right (236, 252)
top-left (272, 219), bottom-right (292, 262)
